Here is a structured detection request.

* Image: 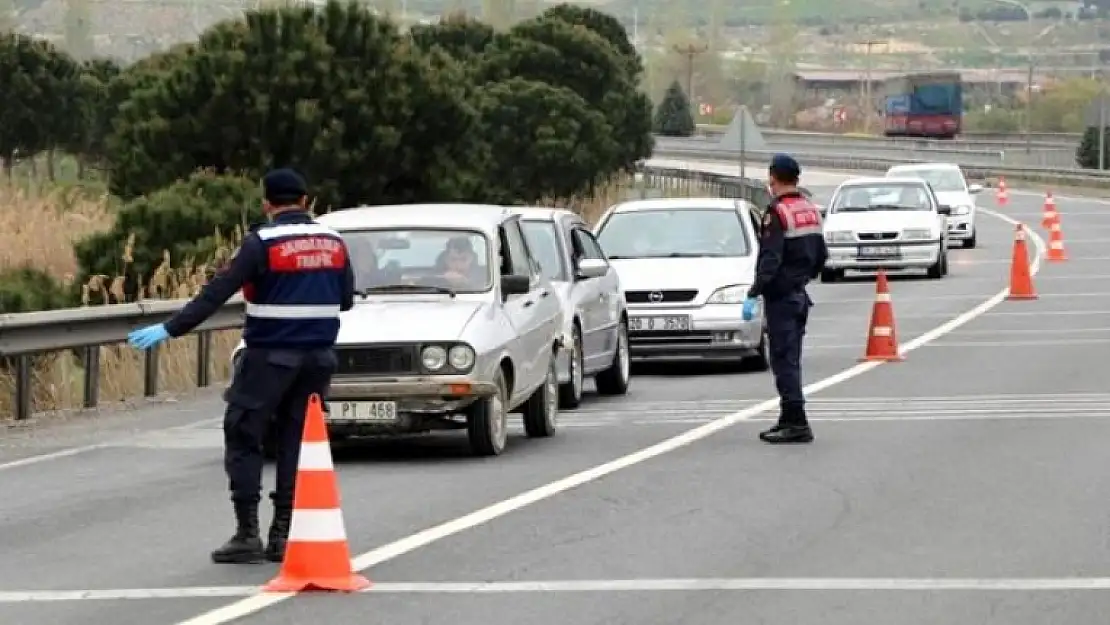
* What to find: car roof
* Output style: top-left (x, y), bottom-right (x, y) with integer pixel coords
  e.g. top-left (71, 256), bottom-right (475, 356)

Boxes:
top-left (887, 162), bottom-right (962, 171)
top-left (317, 203), bottom-right (512, 234)
top-left (511, 206), bottom-right (581, 222)
top-left (837, 176), bottom-right (930, 187)
top-left (606, 197), bottom-right (758, 213)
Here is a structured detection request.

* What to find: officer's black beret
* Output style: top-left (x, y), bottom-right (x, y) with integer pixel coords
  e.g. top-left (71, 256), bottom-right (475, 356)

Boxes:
top-left (769, 153), bottom-right (801, 179)
top-left (262, 168), bottom-right (307, 200)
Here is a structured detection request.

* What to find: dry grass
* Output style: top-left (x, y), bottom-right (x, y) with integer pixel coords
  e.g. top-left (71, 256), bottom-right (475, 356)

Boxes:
top-left (0, 169), bottom-right (712, 421)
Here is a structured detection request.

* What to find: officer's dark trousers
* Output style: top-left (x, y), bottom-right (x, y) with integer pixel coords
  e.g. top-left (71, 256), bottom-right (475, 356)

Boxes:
top-left (765, 290), bottom-right (812, 426)
top-left (223, 347), bottom-right (338, 507)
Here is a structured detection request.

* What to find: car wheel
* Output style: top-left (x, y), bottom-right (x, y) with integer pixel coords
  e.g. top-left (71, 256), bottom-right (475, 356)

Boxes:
top-left (557, 325), bottom-right (583, 410)
top-left (595, 319), bottom-right (630, 396)
top-left (523, 355), bottom-right (558, 438)
top-left (926, 254), bottom-right (944, 279)
top-left (465, 368), bottom-right (509, 456)
top-left (964, 230), bottom-right (976, 249)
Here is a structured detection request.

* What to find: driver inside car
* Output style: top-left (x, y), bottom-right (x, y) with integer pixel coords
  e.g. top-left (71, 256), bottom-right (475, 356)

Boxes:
top-left (431, 236), bottom-right (486, 290)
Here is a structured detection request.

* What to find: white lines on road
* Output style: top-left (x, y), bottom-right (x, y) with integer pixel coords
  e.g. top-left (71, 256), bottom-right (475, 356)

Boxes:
top-left (13, 577), bottom-right (1110, 602)
top-left (173, 182), bottom-right (1050, 625)
top-left (813, 291), bottom-right (1110, 305)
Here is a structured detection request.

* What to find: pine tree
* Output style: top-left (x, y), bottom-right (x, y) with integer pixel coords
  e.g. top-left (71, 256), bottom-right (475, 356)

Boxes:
top-left (1076, 126), bottom-right (1109, 169)
top-left (653, 80), bottom-right (695, 136)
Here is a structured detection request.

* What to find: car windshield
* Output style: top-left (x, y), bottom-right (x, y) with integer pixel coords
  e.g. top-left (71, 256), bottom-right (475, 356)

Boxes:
top-left (888, 168), bottom-right (965, 192)
top-left (595, 208), bottom-right (751, 259)
top-left (520, 220), bottom-right (567, 281)
top-left (830, 184), bottom-right (934, 213)
top-left (341, 228), bottom-right (492, 293)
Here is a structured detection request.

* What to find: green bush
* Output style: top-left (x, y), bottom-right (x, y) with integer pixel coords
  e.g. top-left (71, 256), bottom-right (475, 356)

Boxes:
top-left (1076, 126), bottom-right (1109, 169)
top-left (654, 80), bottom-right (695, 137)
top-left (0, 266), bottom-right (75, 314)
top-left (73, 171), bottom-right (263, 298)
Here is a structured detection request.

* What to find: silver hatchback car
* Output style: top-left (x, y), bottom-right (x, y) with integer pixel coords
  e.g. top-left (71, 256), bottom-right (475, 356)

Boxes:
top-left (514, 207), bottom-right (631, 409)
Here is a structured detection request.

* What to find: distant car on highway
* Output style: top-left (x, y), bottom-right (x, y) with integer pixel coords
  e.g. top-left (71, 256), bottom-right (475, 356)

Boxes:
top-left (820, 177), bottom-right (951, 282)
top-left (513, 207), bottom-right (631, 409)
top-left (592, 197), bottom-right (769, 370)
top-left (230, 204), bottom-right (564, 457)
top-left (885, 162), bottom-right (983, 248)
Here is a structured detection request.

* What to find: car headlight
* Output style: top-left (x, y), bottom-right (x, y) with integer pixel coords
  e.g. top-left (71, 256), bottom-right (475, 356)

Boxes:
top-left (950, 205), bottom-right (971, 215)
top-left (902, 228), bottom-right (933, 241)
top-left (707, 284), bottom-right (748, 304)
top-left (448, 344), bottom-right (475, 371)
top-left (824, 230), bottom-right (853, 243)
top-left (421, 345), bottom-right (447, 371)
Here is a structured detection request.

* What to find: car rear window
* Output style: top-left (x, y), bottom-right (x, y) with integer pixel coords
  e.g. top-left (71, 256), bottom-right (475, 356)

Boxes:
top-left (595, 208), bottom-right (751, 259)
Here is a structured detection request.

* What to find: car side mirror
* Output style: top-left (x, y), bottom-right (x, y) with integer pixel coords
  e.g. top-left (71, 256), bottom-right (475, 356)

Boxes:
top-left (968, 184), bottom-right (983, 194)
top-left (575, 258), bottom-right (608, 280)
top-left (501, 274), bottom-right (531, 295)
top-left (937, 205), bottom-right (952, 215)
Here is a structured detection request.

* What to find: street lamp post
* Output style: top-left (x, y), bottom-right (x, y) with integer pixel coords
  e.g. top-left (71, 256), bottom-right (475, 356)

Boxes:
top-left (991, 0), bottom-right (1034, 153)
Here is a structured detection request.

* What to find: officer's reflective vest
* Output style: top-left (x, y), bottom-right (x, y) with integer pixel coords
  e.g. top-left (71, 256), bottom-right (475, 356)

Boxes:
top-left (242, 220), bottom-right (348, 348)
top-left (773, 195), bottom-right (823, 238)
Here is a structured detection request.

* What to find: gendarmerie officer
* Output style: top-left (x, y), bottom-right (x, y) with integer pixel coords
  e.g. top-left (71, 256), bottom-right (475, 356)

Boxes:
top-left (741, 154), bottom-right (828, 444)
top-left (127, 169), bottom-right (355, 562)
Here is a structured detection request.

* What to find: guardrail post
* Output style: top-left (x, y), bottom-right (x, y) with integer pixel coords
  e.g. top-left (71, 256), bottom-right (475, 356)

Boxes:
top-left (143, 346), bottom-right (159, 397)
top-left (196, 331), bottom-right (211, 388)
top-left (15, 355), bottom-right (31, 420)
top-left (82, 346), bottom-right (100, 408)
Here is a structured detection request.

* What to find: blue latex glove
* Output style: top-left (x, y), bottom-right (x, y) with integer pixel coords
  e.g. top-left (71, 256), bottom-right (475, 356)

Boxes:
top-left (741, 297), bottom-right (758, 321)
top-left (128, 324), bottom-right (170, 350)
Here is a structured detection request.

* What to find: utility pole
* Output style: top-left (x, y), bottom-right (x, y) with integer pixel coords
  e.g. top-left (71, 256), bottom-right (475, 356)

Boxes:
top-left (672, 42), bottom-right (708, 105)
top-left (857, 39), bottom-right (887, 134)
top-left (767, 0), bottom-right (797, 128)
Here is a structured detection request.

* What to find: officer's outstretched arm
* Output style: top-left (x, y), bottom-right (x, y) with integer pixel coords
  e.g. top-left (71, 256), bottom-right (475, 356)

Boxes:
top-left (747, 213), bottom-right (785, 298)
top-left (163, 235), bottom-right (265, 338)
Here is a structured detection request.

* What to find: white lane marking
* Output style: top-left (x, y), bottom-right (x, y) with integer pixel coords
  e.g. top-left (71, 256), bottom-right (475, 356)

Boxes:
top-left (11, 577), bottom-right (1110, 602)
top-left (173, 204), bottom-right (1048, 623)
top-left (812, 327), bottom-right (1110, 338)
top-left (815, 291), bottom-right (1110, 305)
top-left (897, 309), bottom-right (1110, 319)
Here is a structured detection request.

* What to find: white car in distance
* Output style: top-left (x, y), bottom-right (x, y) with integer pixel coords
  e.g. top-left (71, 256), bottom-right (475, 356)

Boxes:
top-left (592, 197), bottom-right (769, 370)
top-left (885, 162), bottom-right (983, 248)
top-left (821, 177), bottom-right (951, 282)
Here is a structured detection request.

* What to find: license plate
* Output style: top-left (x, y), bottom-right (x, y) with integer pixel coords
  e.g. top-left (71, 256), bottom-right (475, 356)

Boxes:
top-left (629, 315), bottom-right (690, 332)
top-left (858, 245), bottom-right (899, 257)
top-left (327, 401), bottom-right (398, 423)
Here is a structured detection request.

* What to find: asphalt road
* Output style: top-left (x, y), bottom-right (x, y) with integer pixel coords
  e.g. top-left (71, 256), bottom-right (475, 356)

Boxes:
top-left (3, 160), bottom-right (1109, 625)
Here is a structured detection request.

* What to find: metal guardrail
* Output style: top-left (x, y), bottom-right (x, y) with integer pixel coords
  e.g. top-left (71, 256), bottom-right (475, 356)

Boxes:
top-left (0, 166), bottom-right (759, 421)
top-left (651, 144), bottom-right (1110, 188)
top-left (697, 123), bottom-right (1078, 145)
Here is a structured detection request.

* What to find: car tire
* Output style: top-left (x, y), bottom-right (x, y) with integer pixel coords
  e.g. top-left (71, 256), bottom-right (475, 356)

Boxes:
top-left (465, 368), bottom-right (509, 456)
top-left (523, 355), bottom-right (559, 438)
top-left (820, 268), bottom-right (842, 283)
top-left (927, 253), bottom-right (945, 279)
top-left (595, 319), bottom-right (630, 396)
top-left (964, 230), bottom-right (976, 248)
top-left (557, 326), bottom-right (583, 410)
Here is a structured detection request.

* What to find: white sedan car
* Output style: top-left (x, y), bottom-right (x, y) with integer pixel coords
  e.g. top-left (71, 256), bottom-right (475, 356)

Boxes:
top-left (885, 162), bottom-right (983, 248)
top-left (821, 177), bottom-right (951, 282)
top-left (592, 197), bottom-right (769, 370)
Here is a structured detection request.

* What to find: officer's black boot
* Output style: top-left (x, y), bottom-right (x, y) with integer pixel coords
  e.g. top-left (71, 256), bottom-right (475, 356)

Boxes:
top-left (759, 404), bottom-right (813, 444)
top-left (265, 503), bottom-right (293, 563)
top-left (211, 500), bottom-right (265, 564)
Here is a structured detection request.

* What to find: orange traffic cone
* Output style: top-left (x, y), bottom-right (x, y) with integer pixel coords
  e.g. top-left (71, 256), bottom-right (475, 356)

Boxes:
top-left (996, 177), bottom-right (1008, 206)
top-left (1040, 191), bottom-right (1058, 229)
top-left (1046, 217), bottom-right (1068, 262)
top-left (1007, 224), bottom-right (1037, 300)
top-left (860, 269), bottom-right (903, 362)
top-left (263, 394), bottom-right (370, 594)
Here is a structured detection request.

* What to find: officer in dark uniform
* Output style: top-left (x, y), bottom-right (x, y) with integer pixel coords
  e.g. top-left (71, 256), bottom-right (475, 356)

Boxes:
top-left (127, 168), bottom-right (355, 563)
top-left (742, 154), bottom-right (827, 444)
